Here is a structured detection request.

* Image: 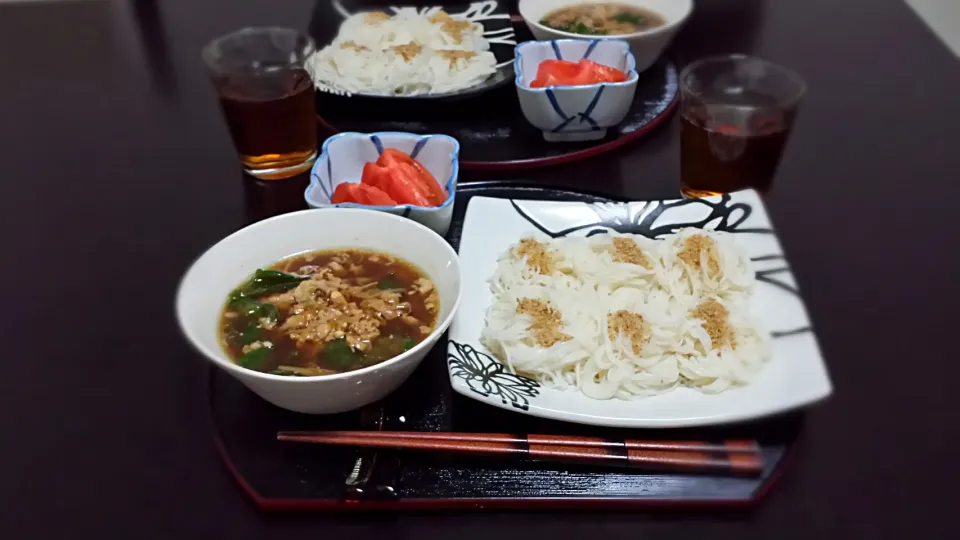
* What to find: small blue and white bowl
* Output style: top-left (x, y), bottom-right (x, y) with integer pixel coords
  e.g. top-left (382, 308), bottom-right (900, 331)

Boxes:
top-left (515, 39), bottom-right (639, 142)
top-left (305, 132), bottom-right (459, 236)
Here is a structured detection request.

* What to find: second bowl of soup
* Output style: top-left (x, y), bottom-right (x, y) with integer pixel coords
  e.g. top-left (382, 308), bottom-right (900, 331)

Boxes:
top-left (176, 208), bottom-right (461, 414)
top-left (518, 0), bottom-right (694, 72)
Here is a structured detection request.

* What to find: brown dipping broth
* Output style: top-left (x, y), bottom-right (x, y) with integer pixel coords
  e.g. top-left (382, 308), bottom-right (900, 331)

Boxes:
top-left (540, 3), bottom-right (665, 35)
top-left (219, 249), bottom-right (438, 376)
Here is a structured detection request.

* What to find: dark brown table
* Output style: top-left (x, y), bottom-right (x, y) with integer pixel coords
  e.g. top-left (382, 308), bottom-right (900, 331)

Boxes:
top-left (2, 0), bottom-right (958, 537)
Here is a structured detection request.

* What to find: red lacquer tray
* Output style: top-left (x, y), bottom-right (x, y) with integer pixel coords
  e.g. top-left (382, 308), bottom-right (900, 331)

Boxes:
top-left (209, 182), bottom-right (802, 511)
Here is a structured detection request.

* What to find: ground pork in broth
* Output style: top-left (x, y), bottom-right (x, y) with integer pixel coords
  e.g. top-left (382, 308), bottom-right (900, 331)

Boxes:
top-left (541, 3), bottom-right (665, 35)
top-left (220, 249), bottom-right (439, 376)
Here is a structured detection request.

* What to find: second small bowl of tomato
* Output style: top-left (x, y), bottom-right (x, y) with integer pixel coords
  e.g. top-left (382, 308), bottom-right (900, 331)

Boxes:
top-left (515, 39), bottom-right (639, 142)
top-left (305, 132), bottom-right (459, 235)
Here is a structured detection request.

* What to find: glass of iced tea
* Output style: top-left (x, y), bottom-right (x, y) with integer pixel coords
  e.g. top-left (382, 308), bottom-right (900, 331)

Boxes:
top-left (203, 28), bottom-right (317, 180)
top-left (679, 55), bottom-right (806, 198)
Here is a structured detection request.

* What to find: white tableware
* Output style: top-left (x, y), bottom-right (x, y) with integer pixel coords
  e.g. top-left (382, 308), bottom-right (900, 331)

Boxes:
top-left (518, 0), bottom-right (694, 73)
top-left (177, 208), bottom-right (462, 414)
top-left (305, 132), bottom-right (458, 236)
top-left (446, 190), bottom-right (832, 428)
top-left (515, 39), bottom-right (638, 142)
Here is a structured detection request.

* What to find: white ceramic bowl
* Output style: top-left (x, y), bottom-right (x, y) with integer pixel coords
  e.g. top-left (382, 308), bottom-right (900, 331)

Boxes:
top-left (305, 132), bottom-right (459, 236)
top-left (515, 39), bottom-right (638, 142)
top-left (518, 0), bottom-right (694, 73)
top-left (175, 209), bottom-right (462, 414)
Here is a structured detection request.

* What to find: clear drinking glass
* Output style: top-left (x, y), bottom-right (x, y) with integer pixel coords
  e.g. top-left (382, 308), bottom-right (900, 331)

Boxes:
top-left (202, 27), bottom-right (317, 180)
top-left (679, 55), bottom-right (806, 197)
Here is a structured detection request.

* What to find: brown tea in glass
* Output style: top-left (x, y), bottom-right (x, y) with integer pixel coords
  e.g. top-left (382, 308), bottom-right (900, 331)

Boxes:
top-left (679, 55), bottom-right (805, 198)
top-left (203, 28), bottom-right (318, 180)
top-left (216, 68), bottom-right (316, 174)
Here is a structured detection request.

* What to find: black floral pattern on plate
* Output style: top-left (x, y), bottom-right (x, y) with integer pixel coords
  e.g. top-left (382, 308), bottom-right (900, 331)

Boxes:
top-left (509, 193), bottom-right (772, 240)
top-left (448, 341), bottom-right (539, 410)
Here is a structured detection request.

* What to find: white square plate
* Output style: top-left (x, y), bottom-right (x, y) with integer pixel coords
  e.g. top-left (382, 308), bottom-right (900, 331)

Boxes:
top-left (446, 190), bottom-right (832, 428)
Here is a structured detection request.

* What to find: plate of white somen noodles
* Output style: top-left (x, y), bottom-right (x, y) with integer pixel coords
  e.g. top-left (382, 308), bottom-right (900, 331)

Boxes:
top-left (306, 0), bottom-right (517, 99)
top-left (446, 189), bottom-right (832, 428)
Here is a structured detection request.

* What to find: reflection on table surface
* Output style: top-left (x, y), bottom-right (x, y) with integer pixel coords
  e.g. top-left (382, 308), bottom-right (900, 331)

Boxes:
top-left (243, 169), bottom-right (312, 223)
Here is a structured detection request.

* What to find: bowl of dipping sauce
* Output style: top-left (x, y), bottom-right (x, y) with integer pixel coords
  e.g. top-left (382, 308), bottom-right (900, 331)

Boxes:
top-left (176, 208), bottom-right (462, 414)
top-left (515, 39), bottom-right (638, 142)
top-left (305, 132), bottom-right (458, 236)
top-left (518, 0), bottom-right (693, 73)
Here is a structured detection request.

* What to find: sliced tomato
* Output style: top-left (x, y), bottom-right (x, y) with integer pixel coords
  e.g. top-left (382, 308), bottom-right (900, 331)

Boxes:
top-left (331, 183), bottom-right (365, 204)
top-left (357, 184), bottom-right (397, 205)
top-left (360, 162), bottom-right (393, 189)
top-left (532, 59), bottom-right (589, 86)
top-left (536, 59), bottom-right (580, 80)
top-left (331, 182), bottom-right (398, 205)
top-left (404, 157), bottom-right (446, 201)
top-left (567, 67), bottom-right (598, 86)
top-left (376, 149), bottom-right (419, 172)
top-left (531, 72), bottom-right (564, 88)
top-left (530, 59), bottom-right (628, 87)
top-left (396, 166), bottom-right (439, 206)
top-left (379, 167), bottom-right (435, 207)
top-left (580, 59), bottom-right (627, 83)
top-left (377, 149), bottom-right (446, 205)
top-left (410, 166), bottom-right (445, 205)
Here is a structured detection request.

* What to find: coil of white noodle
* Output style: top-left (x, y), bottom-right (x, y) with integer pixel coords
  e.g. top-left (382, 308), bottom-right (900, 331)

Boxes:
top-left (674, 296), bottom-right (770, 393)
top-left (563, 233), bottom-right (662, 291)
top-left (489, 237), bottom-right (578, 292)
top-left (480, 283), bottom-right (599, 388)
top-left (579, 287), bottom-right (687, 399)
top-left (657, 228), bottom-right (755, 302)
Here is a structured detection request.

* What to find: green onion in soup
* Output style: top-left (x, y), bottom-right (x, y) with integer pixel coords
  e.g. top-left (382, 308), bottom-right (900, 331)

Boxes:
top-left (219, 248), bottom-right (439, 376)
top-left (539, 2), bottom-right (666, 36)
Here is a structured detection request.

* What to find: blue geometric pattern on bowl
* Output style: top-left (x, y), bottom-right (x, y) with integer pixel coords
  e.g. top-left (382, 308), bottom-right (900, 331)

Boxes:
top-left (514, 39), bottom-right (639, 142)
top-left (305, 132), bottom-right (459, 235)
top-left (544, 86), bottom-right (606, 132)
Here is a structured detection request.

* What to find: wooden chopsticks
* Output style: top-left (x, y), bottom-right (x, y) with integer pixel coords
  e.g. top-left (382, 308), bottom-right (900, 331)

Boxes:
top-left (277, 431), bottom-right (764, 476)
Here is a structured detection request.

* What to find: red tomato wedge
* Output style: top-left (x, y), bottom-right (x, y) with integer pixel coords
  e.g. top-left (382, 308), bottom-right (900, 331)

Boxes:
top-left (356, 184), bottom-right (397, 205)
top-left (331, 182), bottom-right (397, 205)
top-left (379, 168), bottom-right (435, 207)
top-left (530, 73), bottom-right (562, 88)
top-left (537, 60), bottom-right (581, 79)
top-left (360, 162), bottom-right (393, 190)
top-left (566, 67), bottom-right (600, 86)
top-left (376, 149), bottom-right (447, 206)
top-left (342, 150), bottom-right (448, 207)
top-left (530, 59), bottom-right (628, 87)
top-left (583, 60), bottom-right (628, 83)
top-left (331, 183), bottom-right (363, 204)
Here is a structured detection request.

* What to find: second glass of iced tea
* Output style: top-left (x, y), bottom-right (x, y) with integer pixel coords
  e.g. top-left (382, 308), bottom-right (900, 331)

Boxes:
top-left (679, 55), bottom-right (806, 198)
top-left (203, 28), bottom-right (317, 180)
